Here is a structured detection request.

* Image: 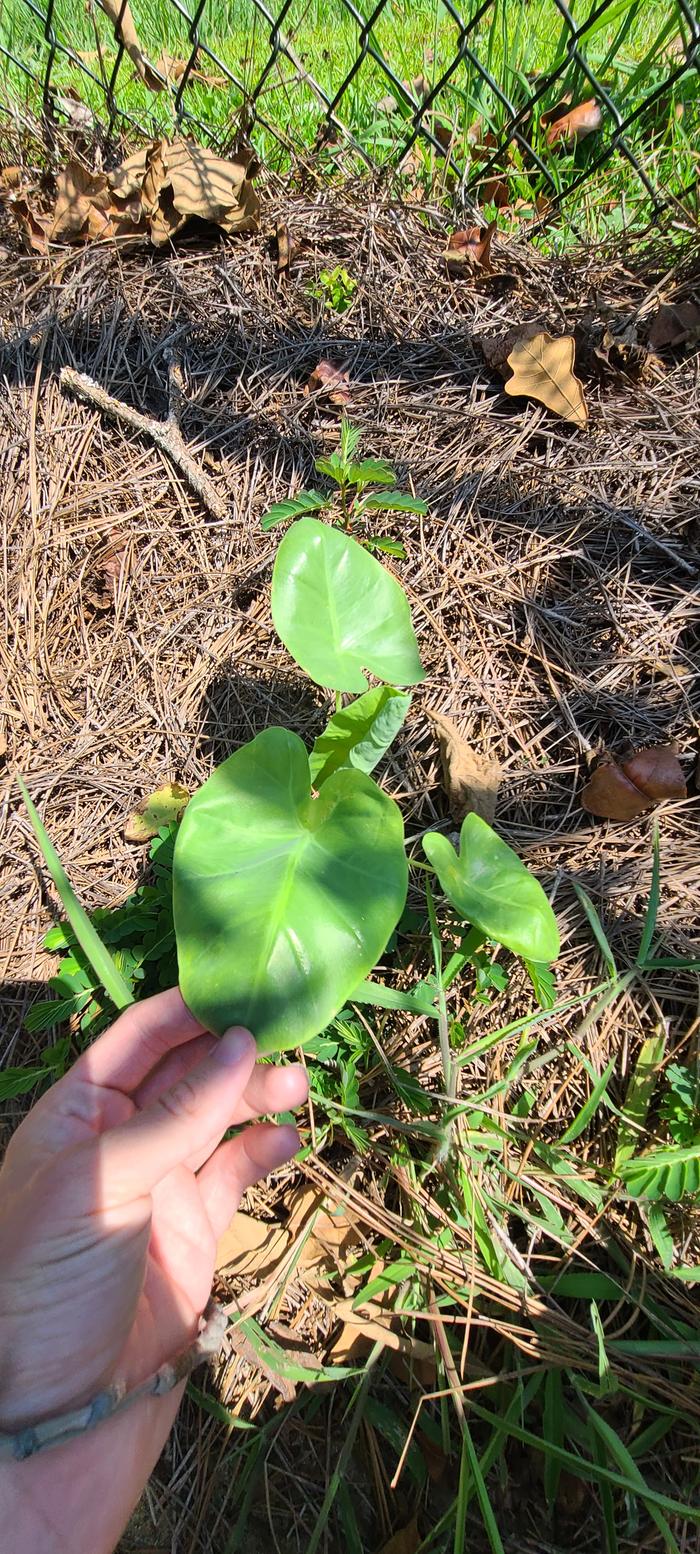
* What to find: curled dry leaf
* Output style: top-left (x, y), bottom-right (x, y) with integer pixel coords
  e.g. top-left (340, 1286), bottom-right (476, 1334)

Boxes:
top-left (216, 1209), bottom-right (290, 1280)
top-left (479, 174), bottom-right (510, 207)
top-left (100, 0), bottom-right (162, 90)
top-left (428, 708), bottom-right (501, 824)
top-left (543, 98), bottom-right (602, 146)
top-left (648, 300), bottom-right (700, 351)
top-left (124, 781), bottom-right (190, 843)
top-left (504, 329), bottom-right (588, 427)
top-left (274, 219), bottom-right (299, 280)
top-left (154, 53), bottom-right (228, 87)
top-left (445, 219), bottom-right (496, 276)
top-left (305, 359), bottom-right (352, 407)
top-left (581, 745), bottom-right (686, 820)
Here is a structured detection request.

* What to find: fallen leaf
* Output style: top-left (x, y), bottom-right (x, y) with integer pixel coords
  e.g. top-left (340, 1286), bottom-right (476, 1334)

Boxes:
top-left (139, 138), bottom-right (259, 246)
top-left (0, 165), bottom-right (23, 189)
top-left (100, 0), bottom-right (162, 90)
top-left (621, 745), bottom-right (686, 801)
top-left (648, 300), bottom-right (700, 350)
top-left (581, 746), bottom-right (685, 820)
top-left (479, 174), bottom-right (510, 207)
top-left (594, 323), bottom-right (651, 382)
top-left (216, 1209), bottom-right (290, 1280)
top-left (411, 73), bottom-right (430, 101)
top-left (445, 220), bottom-right (496, 276)
top-left (543, 98), bottom-right (602, 146)
top-left (504, 329), bottom-right (588, 427)
top-left (154, 53), bottom-right (228, 87)
top-left (55, 88), bottom-right (97, 136)
top-left (274, 219), bottom-right (298, 280)
top-left (50, 160), bottom-right (112, 241)
top-left (428, 709), bottom-right (501, 824)
top-left (84, 529), bottom-right (131, 608)
top-left (305, 359), bottom-right (351, 407)
top-left (3, 193), bottom-right (52, 253)
top-left (285, 1181), bottom-right (361, 1282)
top-left (124, 781), bottom-right (190, 843)
top-left (377, 1517), bottom-right (420, 1554)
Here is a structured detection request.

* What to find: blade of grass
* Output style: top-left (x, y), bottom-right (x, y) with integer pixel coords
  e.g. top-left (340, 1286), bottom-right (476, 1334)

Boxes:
top-left (614, 1032), bottom-right (666, 1171)
top-left (583, 1405), bottom-right (682, 1554)
top-left (573, 882), bottom-right (617, 979)
top-left (17, 776), bottom-right (133, 1010)
top-left (636, 824), bottom-right (661, 967)
top-left (559, 1057), bottom-right (615, 1144)
top-left (456, 1422), bottom-right (506, 1554)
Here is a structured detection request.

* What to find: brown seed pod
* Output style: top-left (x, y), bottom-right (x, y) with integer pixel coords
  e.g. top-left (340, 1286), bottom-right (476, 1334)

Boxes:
top-left (581, 746), bottom-right (686, 820)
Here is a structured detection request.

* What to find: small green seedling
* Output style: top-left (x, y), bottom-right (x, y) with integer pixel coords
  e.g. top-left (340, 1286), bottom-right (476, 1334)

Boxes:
top-left (307, 265), bottom-right (358, 314)
top-left (19, 516), bottom-right (559, 1080)
top-left (261, 416), bottom-right (428, 557)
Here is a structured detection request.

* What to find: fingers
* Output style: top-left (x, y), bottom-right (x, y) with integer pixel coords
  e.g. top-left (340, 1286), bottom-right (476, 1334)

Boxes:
top-left (183, 1061), bottom-right (308, 1174)
top-left (197, 1123), bottom-right (300, 1239)
top-left (73, 987), bottom-right (206, 1096)
top-left (96, 1027), bottom-right (257, 1204)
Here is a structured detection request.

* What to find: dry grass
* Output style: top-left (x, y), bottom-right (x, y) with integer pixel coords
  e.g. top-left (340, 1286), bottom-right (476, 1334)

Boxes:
top-left (1, 181), bottom-right (699, 1551)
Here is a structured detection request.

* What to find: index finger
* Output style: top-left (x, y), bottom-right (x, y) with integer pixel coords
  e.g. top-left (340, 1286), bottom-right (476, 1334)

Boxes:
top-left (72, 986), bottom-right (207, 1095)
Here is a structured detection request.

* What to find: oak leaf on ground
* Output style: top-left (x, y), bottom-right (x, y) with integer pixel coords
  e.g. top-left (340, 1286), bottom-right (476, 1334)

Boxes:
top-left (504, 329), bottom-right (588, 427)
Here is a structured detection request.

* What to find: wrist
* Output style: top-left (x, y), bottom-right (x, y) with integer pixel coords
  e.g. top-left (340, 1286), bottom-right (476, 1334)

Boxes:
top-left (0, 1387), bottom-right (184, 1554)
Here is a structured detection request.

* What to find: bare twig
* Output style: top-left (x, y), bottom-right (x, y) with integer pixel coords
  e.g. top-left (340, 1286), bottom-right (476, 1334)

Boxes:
top-left (60, 364), bottom-right (229, 521)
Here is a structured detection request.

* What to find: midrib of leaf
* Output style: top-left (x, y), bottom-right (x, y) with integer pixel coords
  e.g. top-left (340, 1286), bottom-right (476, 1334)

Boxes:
top-left (249, 830), bottom-right (313, 1005)
top-left (528, 338), bottom-right (580, 417)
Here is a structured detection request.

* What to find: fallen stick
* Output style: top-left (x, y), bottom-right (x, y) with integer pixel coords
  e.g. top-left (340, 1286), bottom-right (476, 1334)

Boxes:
top-left (60, 359), bottom-right (229, 522)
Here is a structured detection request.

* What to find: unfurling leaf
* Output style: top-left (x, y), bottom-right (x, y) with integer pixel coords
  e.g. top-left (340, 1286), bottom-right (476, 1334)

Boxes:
top-left (173, 728), bottom-right (408, 1050)
top-left (261, 490), bottom-right (327, 531)
top-left (305, 360), bottom-right (351, 406)
top-left (445, 220), bottom-right (496, 275)
top-left (125, 781), bottom-right (190, 843)
top-left (310, 686), bottom-right (411, 786)
top-left (271, 518), bottom-right (424, 692)
top-left (543, 98), bottom-right (602, 146)
top-left (424, 813), bottom-right (559, 964)
top-left (428, 708), bottom-right (501, 824)
top-left (582, 746), bottom-right (686, 820)
top-left (504, 330), bottom-right (588, 426)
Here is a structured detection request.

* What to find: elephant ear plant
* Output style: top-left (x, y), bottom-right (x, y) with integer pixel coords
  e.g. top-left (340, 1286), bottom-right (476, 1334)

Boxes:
top-left (19, 516), bottom-right (559, 1083)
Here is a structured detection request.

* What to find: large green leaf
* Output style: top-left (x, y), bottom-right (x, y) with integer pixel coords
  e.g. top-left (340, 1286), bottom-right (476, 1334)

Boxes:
top-left (423, 813), bottom-right (560, 964)
top-left (173, 728), bottom-right (408, 1052)
top-left (271, 517), bottom-right (424, 692)
top-left (309, 686), bottom-right (411, 787)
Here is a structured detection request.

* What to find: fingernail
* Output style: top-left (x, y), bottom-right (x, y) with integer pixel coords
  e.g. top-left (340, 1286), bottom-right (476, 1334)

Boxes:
top-left (218, 1027), bottom-right (256, 1065)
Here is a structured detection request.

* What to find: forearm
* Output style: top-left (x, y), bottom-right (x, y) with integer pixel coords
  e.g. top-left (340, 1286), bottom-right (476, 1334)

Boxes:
top-left (0, 1387), bottom-right (184, 1554)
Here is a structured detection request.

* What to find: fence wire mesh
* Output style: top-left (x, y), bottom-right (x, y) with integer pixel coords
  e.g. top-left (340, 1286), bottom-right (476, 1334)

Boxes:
top-left (1, 0), bottom-right (699, 224)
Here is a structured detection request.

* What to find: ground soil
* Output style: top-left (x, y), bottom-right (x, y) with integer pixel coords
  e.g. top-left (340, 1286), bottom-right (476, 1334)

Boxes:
top-left (1, 184), bottom-right (699, 1551)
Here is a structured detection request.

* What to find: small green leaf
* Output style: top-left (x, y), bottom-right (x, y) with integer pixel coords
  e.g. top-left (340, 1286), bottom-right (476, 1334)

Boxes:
top-left (314, 453), bottom-right (345, 483)
top-left (261, 490), bottom-right (328, 530)
top-left (361, 490), bottom-right (428, 514)
top-left (559, 1057), bottom-right (615, 1143)
top-left (271, 518), bottom-right (425, 692)
top-left (645, 1202), bottom-right (675, 1269)
top-left (174, 728), bottom-right (408, 1052)
top-left (423, 814), bottom-right (560, 964)
top-left (363, 536), bottom-right (407, 559)
top-left (339, 418), bottom-right (362, 464)
top-left (0, 1065), bottom-right (51, 1100)
top-left (621, 1137), bottom-right (700, 1201)
top-left (523, 959), bottom-right (556, 1009)
top-left (17, 777), bottom-right (133, 1012)
top-left (347, 458), bottom-right (396, 486)
top-left (309, 685), bottom-right (410, 786)
top-left (614, 1032), bottom-right (666, 1171)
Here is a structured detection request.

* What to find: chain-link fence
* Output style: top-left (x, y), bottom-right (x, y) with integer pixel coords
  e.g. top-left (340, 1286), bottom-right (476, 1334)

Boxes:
top-left (1, 0), bottom-right (699, 224)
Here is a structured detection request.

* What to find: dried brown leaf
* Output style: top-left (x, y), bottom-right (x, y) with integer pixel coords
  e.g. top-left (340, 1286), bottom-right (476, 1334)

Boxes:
top-left (84, 529), bottom-right (131, 608)
top-left (648, 300), bottom-right (700, 351)
top-left (216, 1210), bottom-right (290, 1279)
top-left (100, 0), bottom-right (162, 90)
top-left (504, 329), bottom-right (588, 427)
top-left (428, 709), bottom-right (501, 824)
top-left (50, 160), bottom-right (112, 241)
top-left (479, 175), bottom-right (510, 207)
top-left (445, 220), bottom-right (496, 276)
top-left (305, 359), bottom-right (352, 407)
top-left (544, 98), bottom-right (602, 146)
top-left (377, 1518), bottom-right (421, 1554)
top-left (581, 757), bottom-right (654, 820)
top-left (621, 745), bottom-right (686, 801)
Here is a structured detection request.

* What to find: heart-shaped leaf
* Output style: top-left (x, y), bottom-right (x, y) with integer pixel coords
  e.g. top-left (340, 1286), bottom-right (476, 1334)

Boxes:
top-left (271, 517), bottom-right (425, 691)
top-left (423, 813), bottom-right (559, 964)
top-left (310, 686), bottom-right (411, 787)
top-left (173, 728), bottom-right (408, 1051)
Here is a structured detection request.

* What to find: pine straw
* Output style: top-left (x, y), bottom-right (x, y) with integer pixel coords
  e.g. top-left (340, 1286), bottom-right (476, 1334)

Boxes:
top-left (1, 186), bottom-right (699, 1551)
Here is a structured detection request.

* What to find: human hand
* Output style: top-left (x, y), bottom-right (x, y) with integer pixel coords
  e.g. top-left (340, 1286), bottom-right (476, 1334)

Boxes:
top-left (0, 987), bottom-right (307, 1554)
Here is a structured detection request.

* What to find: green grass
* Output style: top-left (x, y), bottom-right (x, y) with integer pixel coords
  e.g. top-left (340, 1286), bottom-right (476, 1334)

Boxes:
top-left (1, 0), bottom-right (698, 241)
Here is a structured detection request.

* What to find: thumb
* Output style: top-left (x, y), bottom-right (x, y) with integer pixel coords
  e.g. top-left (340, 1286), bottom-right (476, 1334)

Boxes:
top-left (95, 1027), bottom-right (257, 1204)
